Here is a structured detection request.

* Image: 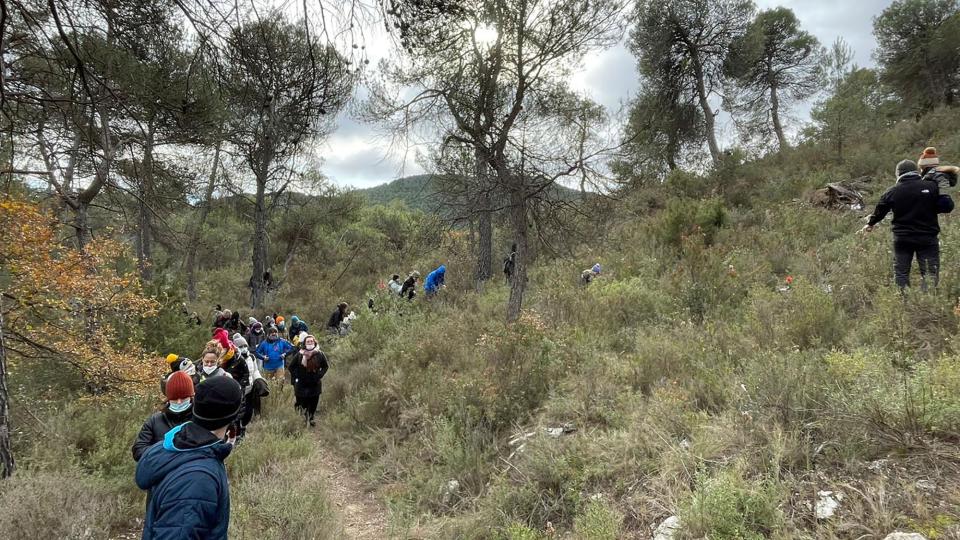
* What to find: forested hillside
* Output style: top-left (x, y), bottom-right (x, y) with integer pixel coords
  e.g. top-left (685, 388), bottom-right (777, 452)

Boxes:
top-left (2, 0), bottom-right (960, 539)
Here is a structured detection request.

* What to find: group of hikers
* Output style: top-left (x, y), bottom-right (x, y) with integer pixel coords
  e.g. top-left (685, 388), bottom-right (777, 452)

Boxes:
top-left (133, 308), bottom-right (331, 538)
top-left (130, 261), bottom-right (461, 539)
top-left (862, 147), bottom-right (959, 291)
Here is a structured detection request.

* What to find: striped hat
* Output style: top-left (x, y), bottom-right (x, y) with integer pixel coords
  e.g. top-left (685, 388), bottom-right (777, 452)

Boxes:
top-left (918, 147), bottom-right (940, 170)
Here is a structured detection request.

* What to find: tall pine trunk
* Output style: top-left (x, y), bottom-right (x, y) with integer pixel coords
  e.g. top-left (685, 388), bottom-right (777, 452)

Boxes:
top-left (692, 54), bottom-right (721, 165)
top-left (0, 297), bottom-right (14, 478)
top-left (474, 149), bottom-right (493, 284)
top-left (136, 127), bottom-right (155, 282)
top-left (250, 173), bottom-right (269, 309)
top-left (770, 84), bottom-right (788, 150)
top-left (506, 181), bottom-right (528, 322)
top-left (185, 143), bottom-right (220, 301)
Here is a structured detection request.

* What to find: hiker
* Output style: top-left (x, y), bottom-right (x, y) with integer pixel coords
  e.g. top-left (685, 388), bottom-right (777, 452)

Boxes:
top-left (580, 263), bottom-right (601, 286)
top-left (225, 310), bottom-right (247, 334)
top-left (388, 274), bottom-right (403, 294)
top-left (327, 302), bottom-right (349, 335)
top-left (918, 147), bottom-right (959, 204)
top-left (862, 159), bottom-right (953, 290)
top-left (245, 320), bottom-right (265, 351)
top-left (187, 311), bottom-right (202, 327)
top-left (235, 335), bottom-right (267, 422)
top-left (214, 308), bottom-right (231, 329)
top-left (255, 326), bottom-right (294, 382)
top-left (198, 340), bottom-right (229, 384)
top-left (224, 335), bottom-right (251, 438)
top-left (503, 244), bottom-right (517, 283)
top-left (400, 271), bottom-right (420, 300)
top-left (132, 371), bottom-right (194, 462)
top-left (136, 376), bottom-right (242, 540)
top-left (424, 264), bottom-right (446, 297)
top-left (276, 315), bottom-right (286, 334)
top-left (287, 334), bottom-right (329, 427)
top-left (288, 315), bottom-right (308, 341)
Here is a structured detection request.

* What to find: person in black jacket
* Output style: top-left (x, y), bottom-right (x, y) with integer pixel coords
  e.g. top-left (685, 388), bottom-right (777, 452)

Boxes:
top-left (132, 371), bottom-right (194, 461)
top-left (863, 159), bottom-right (954, 290)
top-left (327, 302), bottom-right (349, 335)
top-left (287, 334), bottom-right (328, 426)
top-left (400, 271), bottom-right (420, 301)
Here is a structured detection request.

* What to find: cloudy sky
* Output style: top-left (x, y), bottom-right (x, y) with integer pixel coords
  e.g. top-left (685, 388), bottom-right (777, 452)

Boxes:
top-left (316, 0), bottom-right (894, 189)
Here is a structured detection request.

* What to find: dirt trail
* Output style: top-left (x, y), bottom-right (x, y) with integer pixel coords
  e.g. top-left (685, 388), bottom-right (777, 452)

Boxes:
top-left (319, 443), bottom-right (390, 540)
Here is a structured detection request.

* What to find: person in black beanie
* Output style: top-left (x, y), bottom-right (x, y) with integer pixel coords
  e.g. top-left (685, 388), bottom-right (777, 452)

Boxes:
top-left (136, 376), bottom-right (243, 540)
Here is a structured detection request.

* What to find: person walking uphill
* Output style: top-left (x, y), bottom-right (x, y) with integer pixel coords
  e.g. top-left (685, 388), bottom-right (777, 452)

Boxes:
top-left (424, 264), bottom-right (446, 297)
top-left (287, 334), bottom-right (328, 426)
top-left (400, 271), bottom-right (420, 301)
top-left (136, 376), bottom-right (243, 540)
top-left (132, 371), bottom-right (194, 462)
top-left (862, 159), bottom-right (953, 290)
top-left (327, 302), bottom-right (349, 335)
top-left (255, 326), bottom-right (294, 382)
top-left (288, 315), bottom-right (308, 341)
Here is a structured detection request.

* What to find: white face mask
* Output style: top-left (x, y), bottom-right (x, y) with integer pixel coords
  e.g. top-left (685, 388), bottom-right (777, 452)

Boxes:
top-left (239, 346), bottom-right (248, 355)
top-left (203, 365), bottom-right (217, 375)
top-left (306, 343), bottom-right (316, 351)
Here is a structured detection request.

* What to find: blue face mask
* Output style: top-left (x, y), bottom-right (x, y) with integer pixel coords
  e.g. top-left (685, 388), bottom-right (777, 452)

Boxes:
top-left (169, 399), bottom-right (191, 413)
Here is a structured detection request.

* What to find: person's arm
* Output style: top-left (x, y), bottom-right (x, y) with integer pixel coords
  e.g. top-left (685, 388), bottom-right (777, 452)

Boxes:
top-left (865, 189), bottom-right (894, 229)
top-left (317, 352), bottom-right (329, 379)
top-left (131, 415), bottom-right (157, 462)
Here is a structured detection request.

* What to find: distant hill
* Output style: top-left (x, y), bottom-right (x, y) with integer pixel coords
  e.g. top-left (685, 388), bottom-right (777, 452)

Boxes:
top-left (356, 175), bottom-right (440, 213)
top-left (355, 174), bottom-right (584, 215)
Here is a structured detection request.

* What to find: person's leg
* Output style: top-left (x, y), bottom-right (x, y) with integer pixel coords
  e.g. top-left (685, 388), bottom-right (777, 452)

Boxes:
top-left (916, 238), bottom-right (941, 291)
top-left (892, 238), bottom-right (916, 290)
top-left (306, 395), bottom-right (319, 426)
top-left (240, 394), bottom-right (255, 426)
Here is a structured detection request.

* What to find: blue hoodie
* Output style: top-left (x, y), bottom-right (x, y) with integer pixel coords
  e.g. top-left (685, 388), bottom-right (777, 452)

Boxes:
top-left (135, 422), bottom-right (232, 540)
top-left (424, 265), bottom-right (446, 293)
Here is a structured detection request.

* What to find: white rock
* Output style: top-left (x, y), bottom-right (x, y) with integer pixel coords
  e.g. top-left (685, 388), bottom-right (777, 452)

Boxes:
top-left (815, 490), bottom-right (843, 520)
top-left (883, 533), bottom-right (927, 540)
top-left (653, 515), bottom-right (681, 540)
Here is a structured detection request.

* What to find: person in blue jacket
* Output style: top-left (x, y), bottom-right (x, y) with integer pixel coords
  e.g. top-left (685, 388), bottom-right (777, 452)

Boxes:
top-left (255, 326), bottom-right (294, 382)
top-left (136, 376), bottom-right (243, 540)
top-left (424, 264), bottom-right (446, 297)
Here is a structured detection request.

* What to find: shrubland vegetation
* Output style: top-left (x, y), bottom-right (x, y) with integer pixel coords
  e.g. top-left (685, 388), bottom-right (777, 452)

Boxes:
top-left (2, 0), bottom-right (960, 539)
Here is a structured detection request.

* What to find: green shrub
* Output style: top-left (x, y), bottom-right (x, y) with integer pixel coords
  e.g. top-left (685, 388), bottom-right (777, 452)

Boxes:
top-left (573, 499), bottom-right (623, 540)
top-left (680, 468), bottom-right (783, 540)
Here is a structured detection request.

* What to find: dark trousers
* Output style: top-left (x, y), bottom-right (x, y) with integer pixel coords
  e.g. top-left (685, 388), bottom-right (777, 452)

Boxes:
top-left (893, 237), bottom-right (940, 291)
top-left (295, 393), bottom-right (320, 423)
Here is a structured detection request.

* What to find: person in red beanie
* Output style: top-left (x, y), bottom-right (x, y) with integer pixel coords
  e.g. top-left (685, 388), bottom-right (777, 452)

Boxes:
top-left (132, 371), bottom-right (195, 461)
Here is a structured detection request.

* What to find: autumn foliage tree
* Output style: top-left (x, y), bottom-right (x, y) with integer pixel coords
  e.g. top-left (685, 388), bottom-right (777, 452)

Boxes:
top-left (0, 197), bottom-right (160, 477)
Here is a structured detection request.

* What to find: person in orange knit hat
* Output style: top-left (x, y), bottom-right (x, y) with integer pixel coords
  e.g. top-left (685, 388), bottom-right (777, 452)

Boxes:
top-left (919, 147), bottom-right (959, 192)
top-left (132, 371), bottom-right (195, 461)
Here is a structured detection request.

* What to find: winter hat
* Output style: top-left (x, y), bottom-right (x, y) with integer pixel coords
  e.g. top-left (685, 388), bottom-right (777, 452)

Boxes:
top-left (918, 147), bottom-right (940, 170)
top-left (252, 321), bottom-right (263, 333)
top-left (276, 316), bottom-right (285, 324)
top-left (592, 263), bottom-right (602, 274)
top-left (192, 376), bottom-right (242, 431)
top-left (248, 316), bottom-right (257, 326)
top-left (165, 353), bottom-right (180, 366)
top-left (896, 159), bottom-right (919, 178)
top-left (179, 358), bottom-right (197, 377)
top-left (212, 328), bottom-right (232, 351)
top-left (165, 371), bottom-right (195, 401)
top-left (233, 335), bottom-right (249, 349)
top-left (291, 315), bottom-right (300, 324)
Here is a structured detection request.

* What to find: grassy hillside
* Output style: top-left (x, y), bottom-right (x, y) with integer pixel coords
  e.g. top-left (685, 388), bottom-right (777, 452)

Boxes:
top-left (4, 107), bottom-right (960, 539)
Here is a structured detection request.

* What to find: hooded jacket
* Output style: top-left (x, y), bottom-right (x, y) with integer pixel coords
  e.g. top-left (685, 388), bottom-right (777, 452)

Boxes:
top-left (424, 265), bottom-right (446, 293)
top-left (135, 422), bottom-right (232, 540)
top-left (868, 171), bottom-right (949, 240)
top-left (255, 337), bottom-right (294, 371)
top-left (131, 406), bottom-right (193, 462)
